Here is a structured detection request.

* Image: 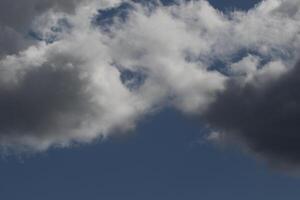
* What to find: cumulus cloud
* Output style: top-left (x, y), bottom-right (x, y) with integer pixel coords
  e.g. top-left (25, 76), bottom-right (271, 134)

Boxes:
top-left (198, 0), bottom-right (300, 168)
top-left (1, 0), bottom-right (300, 168)
top-left (0, 37), bottom-right (148, 151)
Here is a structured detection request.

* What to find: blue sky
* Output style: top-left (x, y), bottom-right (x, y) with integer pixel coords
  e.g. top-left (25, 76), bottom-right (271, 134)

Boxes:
top-left (1, 109), bottom-right (299, 200)
top-left (1, 0), bottom-right (300, 199)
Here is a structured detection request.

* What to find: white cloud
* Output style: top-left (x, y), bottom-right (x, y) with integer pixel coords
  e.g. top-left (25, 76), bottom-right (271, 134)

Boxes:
top-left (0, 0), bottom-right (300, 151)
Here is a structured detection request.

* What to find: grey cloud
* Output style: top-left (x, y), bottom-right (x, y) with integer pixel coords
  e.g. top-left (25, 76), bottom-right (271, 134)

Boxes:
top-left (0, 0), bottom-right (85, 57)
top-left (0, 62), bottom-right (97, 150)
top-left (0, 0), bottom-right (83, 29)
top-left (203, 61), bottom-right (300, 168)
top-left (0, 26), bottom-right (32, 57)
top-left (273, 0), bottom-right (300, 17)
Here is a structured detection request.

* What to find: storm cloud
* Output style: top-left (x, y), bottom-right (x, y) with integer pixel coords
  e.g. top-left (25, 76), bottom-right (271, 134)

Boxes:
top-left (203, 61), bottom-right (300, 168)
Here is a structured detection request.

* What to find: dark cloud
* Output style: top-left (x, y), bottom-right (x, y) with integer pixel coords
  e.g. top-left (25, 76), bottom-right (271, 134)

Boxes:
top-left (0, 63), bottom-right (96, 149)
top-left (203, 61), bottom-right (300, 168)
top-left (0, 26), bottom-right (32, 57)
top-left (0, 0), bottom-right (82, 29)
top-left (0, 0), bottom-right (84, 57)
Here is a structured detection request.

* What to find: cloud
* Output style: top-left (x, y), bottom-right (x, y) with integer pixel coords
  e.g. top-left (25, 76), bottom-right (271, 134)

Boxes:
top-left (0, 0), bottom-right (76, 56)
top-left (0, 0), bottom-right (122, 56)
top-left (0, 38), bottom-right (148, 151)
top-left (0, 0), bottom-right (300, 168)
top-left (198, 0), bottom-right (300, 168)
top-left (203, 61), bottom-right (300, 168)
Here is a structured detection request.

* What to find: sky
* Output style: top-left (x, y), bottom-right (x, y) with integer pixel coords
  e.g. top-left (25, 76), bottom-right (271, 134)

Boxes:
top-left (1, 109), bottom-right (300, 200)
top-left (0, 0), bottom-right (300, 199)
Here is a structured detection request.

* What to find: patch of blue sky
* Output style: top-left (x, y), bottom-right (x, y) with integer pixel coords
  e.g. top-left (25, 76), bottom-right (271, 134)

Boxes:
top-left (185, 44), bottom-right (293, 76)
top-left (28, 31), bottom-right (60, 44)
top-left (113, 63), bottom-right (147, 91)
top-left (93, 2), bottom-right (134, 32)
top-left (208, 0), bottom-right (262, 11)
top-left (28, 18), bottom-right (72, 44)
top-left (120, 68), bottom-right (147, 91)
top-left (207, 49), bottom-right (281, 76)
top-left (93, 0), bottom-right (263, 33)
top-left (92, 1), bottom-right (198, 32)
top-left (134, 0), bottom-right (262, 11)
top-left (183, 49), bottom-right (260, 76)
